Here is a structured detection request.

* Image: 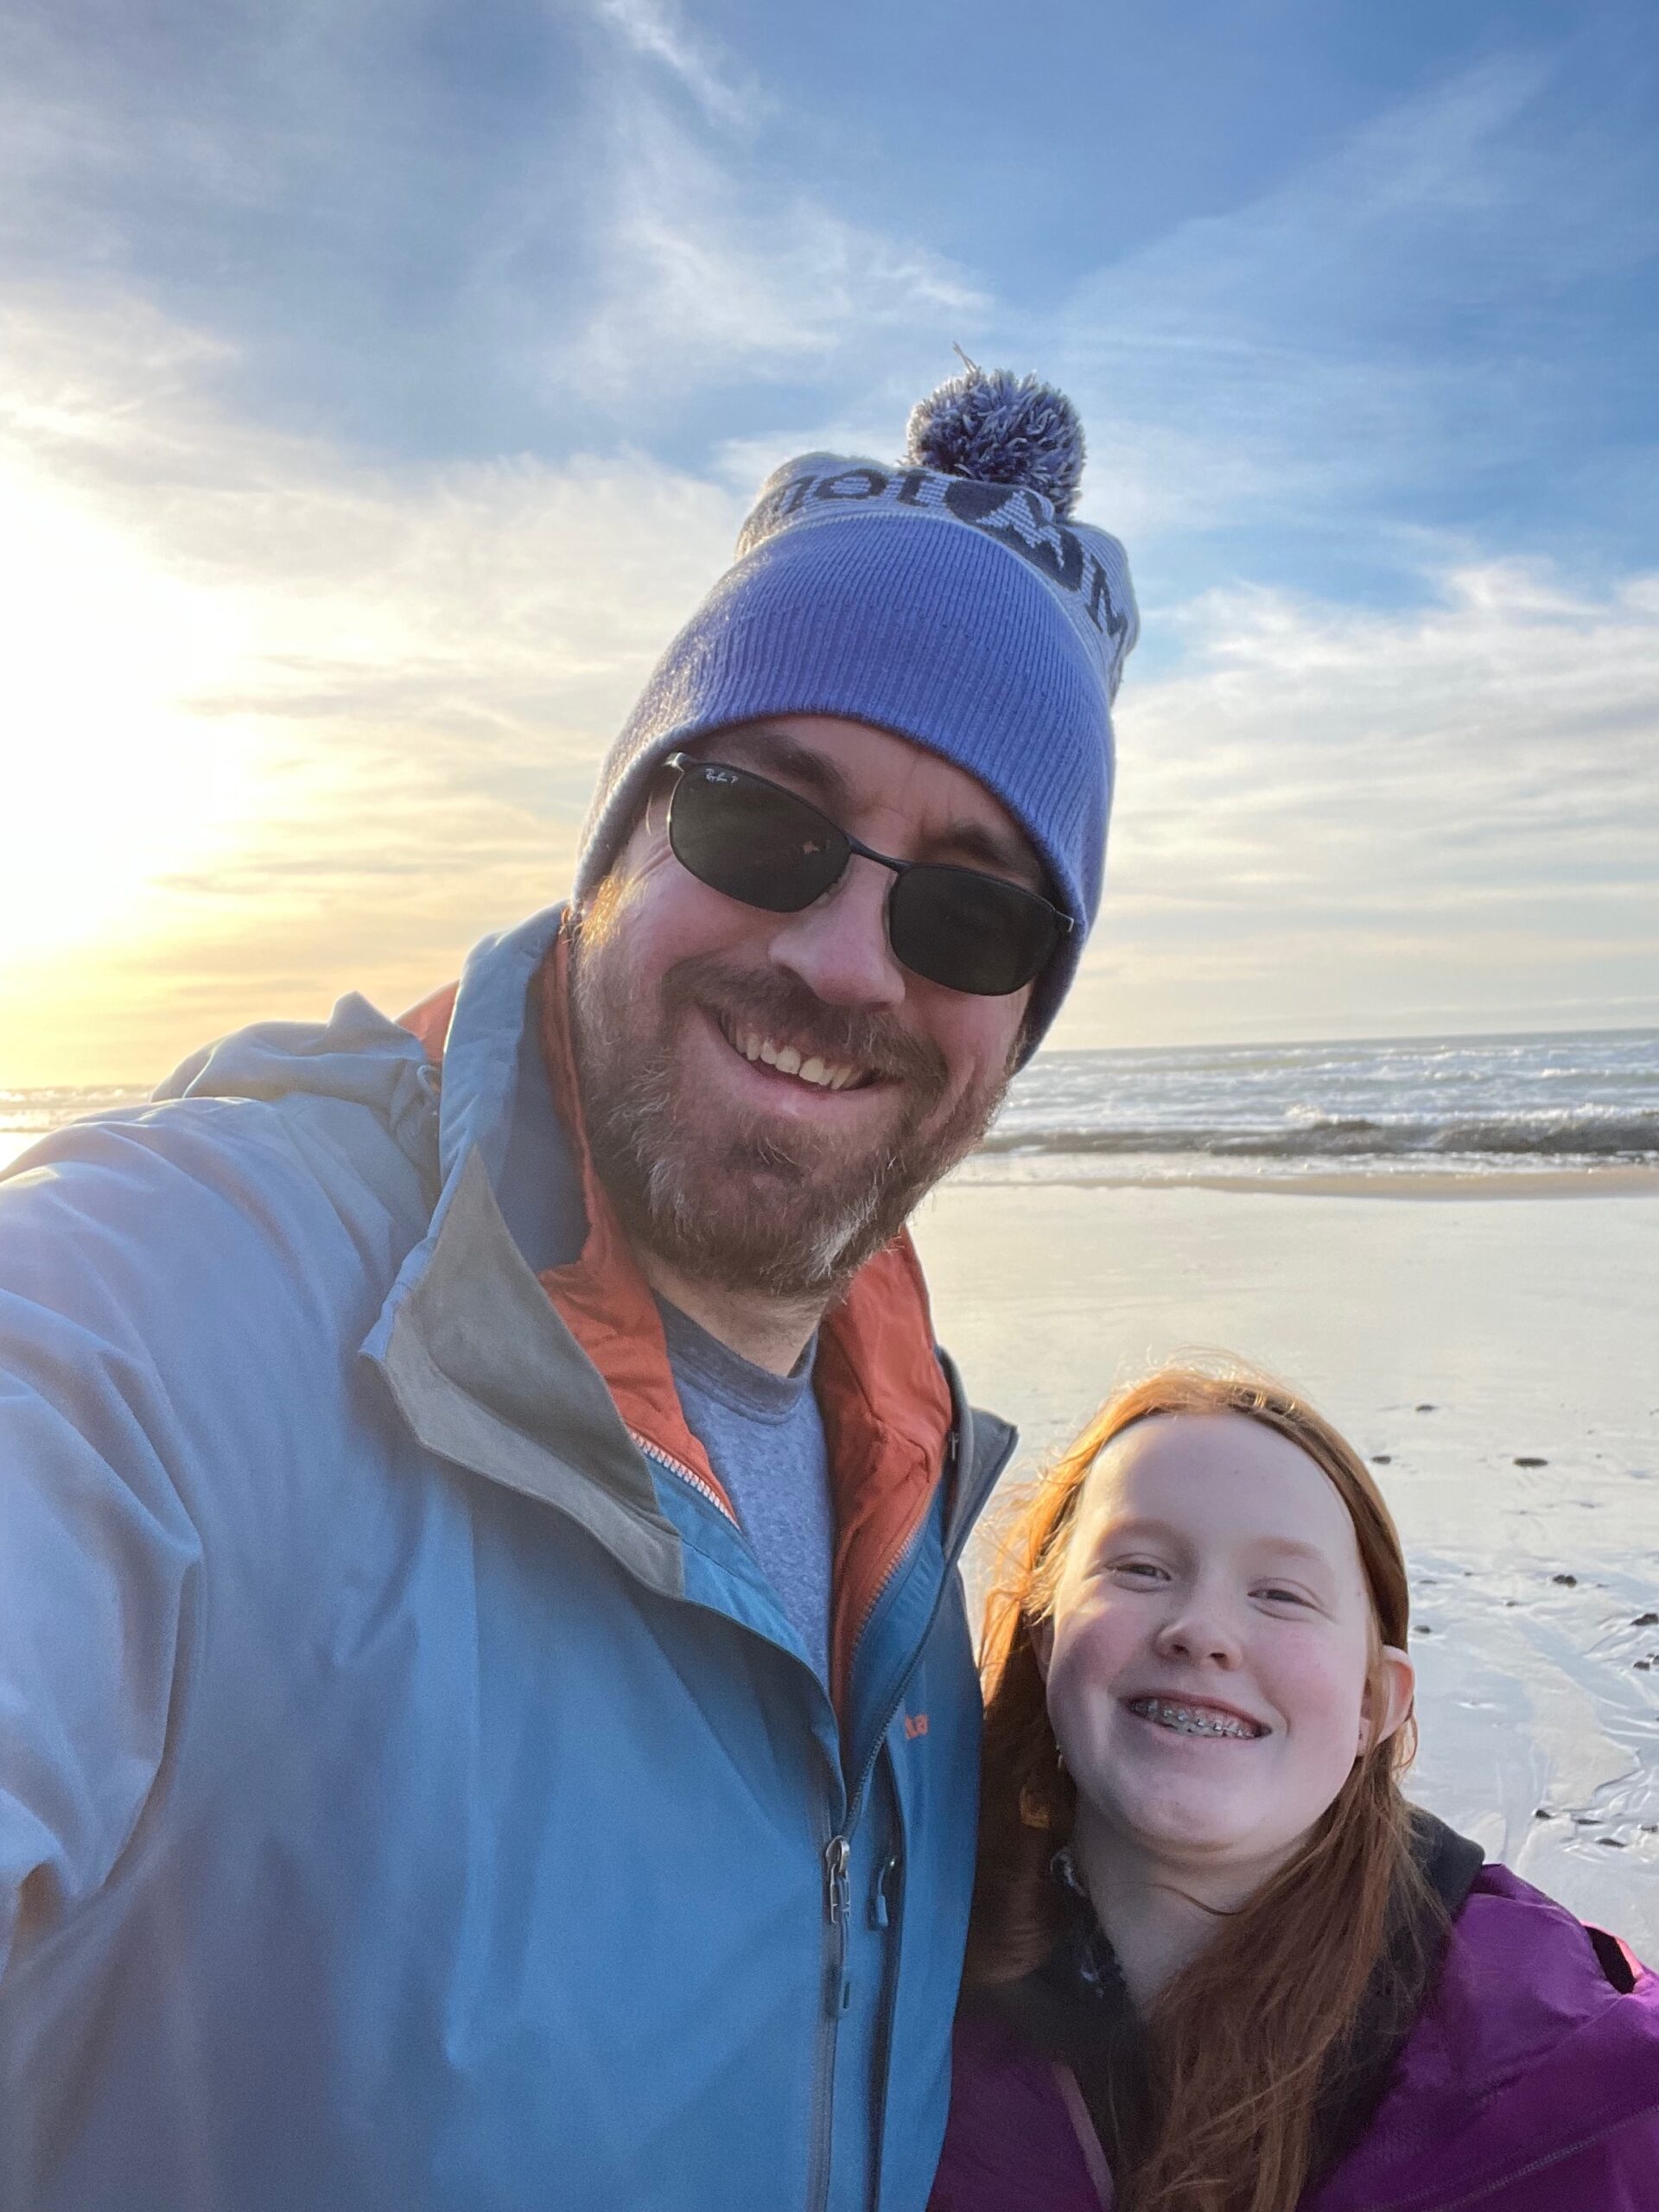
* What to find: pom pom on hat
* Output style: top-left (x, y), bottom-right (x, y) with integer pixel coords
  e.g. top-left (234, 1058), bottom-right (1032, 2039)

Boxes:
top-left (905, 354), bottom-right (1086, 518)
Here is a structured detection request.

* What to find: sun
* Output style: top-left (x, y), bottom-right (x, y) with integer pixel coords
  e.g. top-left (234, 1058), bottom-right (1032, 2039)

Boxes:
top-left (0, 456), bottom-right (265, 965)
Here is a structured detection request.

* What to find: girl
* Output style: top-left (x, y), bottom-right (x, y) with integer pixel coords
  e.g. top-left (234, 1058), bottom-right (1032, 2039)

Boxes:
top-left (931, 1365), bottom-right (1659, 2212)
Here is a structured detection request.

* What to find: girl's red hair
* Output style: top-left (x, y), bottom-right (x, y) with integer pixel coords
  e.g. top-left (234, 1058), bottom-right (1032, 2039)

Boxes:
top-left (967, 1362), bottom-right (1427, 2212)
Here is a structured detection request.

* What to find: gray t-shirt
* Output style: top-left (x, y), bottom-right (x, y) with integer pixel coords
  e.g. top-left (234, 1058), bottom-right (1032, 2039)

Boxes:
top-left (658, 1297), bottom-right (836, 1685)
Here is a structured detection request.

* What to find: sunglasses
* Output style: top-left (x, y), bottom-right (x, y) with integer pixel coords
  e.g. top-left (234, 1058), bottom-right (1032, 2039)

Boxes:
top-left (660, 753), bottom-right (1072, 998)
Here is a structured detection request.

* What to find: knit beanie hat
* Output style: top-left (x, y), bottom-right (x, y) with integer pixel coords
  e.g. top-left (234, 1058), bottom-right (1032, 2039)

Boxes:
top-left (574, 363), bottom-right (1138, 1052)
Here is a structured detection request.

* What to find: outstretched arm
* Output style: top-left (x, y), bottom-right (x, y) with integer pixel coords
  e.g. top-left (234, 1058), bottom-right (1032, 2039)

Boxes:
top-left (0, 1143), bottom-right (202, 1981)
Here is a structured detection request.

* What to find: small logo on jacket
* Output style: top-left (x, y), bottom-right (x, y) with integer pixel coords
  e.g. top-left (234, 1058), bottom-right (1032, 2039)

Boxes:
top-left (903, 1712), bottom-right (929, 1740)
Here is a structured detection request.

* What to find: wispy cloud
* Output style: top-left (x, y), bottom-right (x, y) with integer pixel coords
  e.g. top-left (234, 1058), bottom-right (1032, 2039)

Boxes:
top-left (1060, 557), bottom-right (1659, 1044)
top-left (508, 82), bottom-right (988, 410)
top-left (1046, 52), bottom-right (1659, 575)
top-left (592, 0), bottom-right (760, 129)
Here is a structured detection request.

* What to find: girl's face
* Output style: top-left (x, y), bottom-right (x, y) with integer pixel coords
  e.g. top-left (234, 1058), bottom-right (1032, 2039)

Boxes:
top-left (1040, 1412), bottom-right (1414, 1896)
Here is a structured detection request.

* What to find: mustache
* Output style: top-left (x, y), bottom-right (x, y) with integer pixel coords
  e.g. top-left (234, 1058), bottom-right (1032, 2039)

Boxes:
top-left (663, 954), bottom-right (949, 1095)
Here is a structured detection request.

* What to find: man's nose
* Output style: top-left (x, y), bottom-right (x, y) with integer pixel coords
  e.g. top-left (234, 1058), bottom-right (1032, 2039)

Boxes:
top-left (766, 855), bottom-right (907, 1008)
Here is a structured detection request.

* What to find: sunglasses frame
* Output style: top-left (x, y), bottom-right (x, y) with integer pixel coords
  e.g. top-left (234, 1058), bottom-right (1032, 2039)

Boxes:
top-left (659, 751), bottom-right (1072, 998)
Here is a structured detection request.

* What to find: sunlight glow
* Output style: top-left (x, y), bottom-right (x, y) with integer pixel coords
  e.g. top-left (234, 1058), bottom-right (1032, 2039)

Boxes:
top-left (0, 456), bottom-right (265, 963)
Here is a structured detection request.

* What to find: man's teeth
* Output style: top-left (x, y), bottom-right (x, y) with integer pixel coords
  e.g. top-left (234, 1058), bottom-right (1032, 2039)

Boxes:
top-left (1128, 1697), bottom-right (1263, 1740)
top-left (736, 1030), bottom-right (861, 1090)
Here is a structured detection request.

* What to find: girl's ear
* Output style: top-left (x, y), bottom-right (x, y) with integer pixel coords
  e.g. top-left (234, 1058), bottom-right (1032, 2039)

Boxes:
top-left (1358, 1645), bottom-right (1415, 1757)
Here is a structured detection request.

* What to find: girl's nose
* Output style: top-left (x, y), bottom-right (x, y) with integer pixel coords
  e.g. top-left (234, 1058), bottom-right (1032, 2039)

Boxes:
top-left (1153, 1594), bottom-right (1245, 1670)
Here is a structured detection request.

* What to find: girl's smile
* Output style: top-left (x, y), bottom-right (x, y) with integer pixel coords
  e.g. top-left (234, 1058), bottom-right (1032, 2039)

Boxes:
top-left (1039, 1410), bottom-right (1414, 1900)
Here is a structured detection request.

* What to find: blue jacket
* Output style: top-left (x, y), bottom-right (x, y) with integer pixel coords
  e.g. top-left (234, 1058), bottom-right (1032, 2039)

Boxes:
top-left (0, 907), bottom-right (1014, 2212)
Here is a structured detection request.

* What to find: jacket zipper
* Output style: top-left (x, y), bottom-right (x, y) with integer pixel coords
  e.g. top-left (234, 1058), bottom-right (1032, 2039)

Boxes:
top-left (863, 1838), bottom-right (905, 2209)
top-left (628, 1428), bottom-right (741, 1526)
top-left (805, 1829), bottom-right (854, 2212)
top-left (637, 1419), bottom-right (848, 2209)
top-left (656, 1403), bottom-right (1014, 2212)
top-left (858, 1411), bottom-right (1017, 2211)
top-left (806, 1503), bottom-right (941, 2212)
top-left (808, 1682), bottom-right (930, 2212)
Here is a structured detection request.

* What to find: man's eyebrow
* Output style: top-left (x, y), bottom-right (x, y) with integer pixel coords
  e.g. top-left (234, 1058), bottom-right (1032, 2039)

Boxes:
top-left (932, 817), bottom-right (1043, 886)
top-left (714, 726), bottom-right (1046, 888)
top-left (713, 727), bottom-right (853, 809)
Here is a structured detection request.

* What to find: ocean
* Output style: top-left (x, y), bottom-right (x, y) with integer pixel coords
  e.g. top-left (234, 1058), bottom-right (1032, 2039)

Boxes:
top-left (972, 1027), bottom-right (1659, 1188)
top-left (0, 1084), bottom-right (153, 1173)
top-left (5, 1029), bottom-right (1658, 1185)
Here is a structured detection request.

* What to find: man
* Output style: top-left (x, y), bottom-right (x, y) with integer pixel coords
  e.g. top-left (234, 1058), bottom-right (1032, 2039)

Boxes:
top-left (0, 365), bottom-right (1135, 2210)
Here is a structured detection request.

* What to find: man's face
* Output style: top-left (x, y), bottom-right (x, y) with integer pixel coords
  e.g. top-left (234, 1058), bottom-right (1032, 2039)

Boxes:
top-left (569, 714), bottom-right (1041, 1299)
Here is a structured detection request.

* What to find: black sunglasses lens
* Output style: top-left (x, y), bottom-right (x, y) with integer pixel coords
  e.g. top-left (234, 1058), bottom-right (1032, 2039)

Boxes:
top-left (667, 759), bottom-right (1060, 995)
top-left (669, 766), bottom-right (847, 913)
top-left (889, 866), bottom-right (1059, 996)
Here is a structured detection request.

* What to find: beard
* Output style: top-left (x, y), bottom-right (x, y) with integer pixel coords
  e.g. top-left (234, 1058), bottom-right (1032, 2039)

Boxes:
top-left (568, 896), bottom-right (1017, 1302)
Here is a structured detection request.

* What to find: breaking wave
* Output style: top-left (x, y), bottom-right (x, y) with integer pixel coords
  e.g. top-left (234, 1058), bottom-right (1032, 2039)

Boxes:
top-left (979, 1109), bottom-right (1659, 1164)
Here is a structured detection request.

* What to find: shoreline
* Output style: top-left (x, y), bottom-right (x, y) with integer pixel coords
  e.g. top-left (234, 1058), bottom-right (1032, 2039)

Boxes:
top-left (957, 1160), bottom-right (1659, 1201)
top-left (15, 1128), bottom-right (1659, 1200)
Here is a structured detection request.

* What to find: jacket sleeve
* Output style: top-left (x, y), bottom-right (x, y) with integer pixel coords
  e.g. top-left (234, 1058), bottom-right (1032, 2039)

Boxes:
top-left (0, 1136), bottom-right (204, 1981)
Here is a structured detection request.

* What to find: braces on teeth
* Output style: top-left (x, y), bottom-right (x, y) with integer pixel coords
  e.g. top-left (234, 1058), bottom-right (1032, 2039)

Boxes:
top-left (1130, 1697), bottom-right (1262, 1739)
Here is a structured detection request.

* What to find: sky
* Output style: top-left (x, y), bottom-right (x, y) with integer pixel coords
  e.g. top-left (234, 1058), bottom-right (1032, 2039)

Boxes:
top-left (2, 0), bottom-right (1656, 1084)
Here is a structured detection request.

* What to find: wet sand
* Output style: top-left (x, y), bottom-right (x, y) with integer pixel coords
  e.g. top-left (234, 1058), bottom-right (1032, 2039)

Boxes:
top-left (912, 1176), bottom-right (1659, 1956)
top-left (6, 1119), bottom-right (1656, 1948)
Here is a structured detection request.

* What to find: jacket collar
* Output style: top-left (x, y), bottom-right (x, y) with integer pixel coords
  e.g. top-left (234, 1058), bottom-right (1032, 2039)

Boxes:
top-left (370, 1143), bottom-right (686, 1600)
top-left (380, 908), bottom-right (968, 1719)
top-left (534, 926), bottom-right (956, 1715)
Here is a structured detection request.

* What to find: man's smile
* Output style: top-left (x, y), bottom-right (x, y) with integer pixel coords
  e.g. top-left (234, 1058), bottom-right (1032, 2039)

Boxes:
top-left (714, 1009), bottom-right (877, 1095)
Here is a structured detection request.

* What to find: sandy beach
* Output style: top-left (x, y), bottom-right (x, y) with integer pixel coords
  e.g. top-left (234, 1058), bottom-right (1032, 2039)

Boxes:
top-left (914, 1173), bottom-right (1659, 1956)
top-left (4, 1117), bottom-right (1656, 1953)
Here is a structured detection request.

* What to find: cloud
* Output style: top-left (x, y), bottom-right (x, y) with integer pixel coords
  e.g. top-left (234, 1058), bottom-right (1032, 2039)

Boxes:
top-left (521, 89), bottom-right (988, 410)
top-left (9, 1), bottom-right (1643, 547)
top-left (1057, 556), bottom-right (1659, 1045)
top-left (8, 280), bottom-right (1654, 1085)
top-left (1044, 51), bottom-right (1659, 570)
top-left (591, 0), bottom-right (759, 129)
top-left (3, 29), bottom-right (1656, 1076)
top-left (0, 288), bottom-right (746, 1082)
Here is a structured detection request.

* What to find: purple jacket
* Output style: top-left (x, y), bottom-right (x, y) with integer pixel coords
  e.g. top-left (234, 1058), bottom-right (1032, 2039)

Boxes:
top-left (930, 1865), bottom-right (1659, 2211)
